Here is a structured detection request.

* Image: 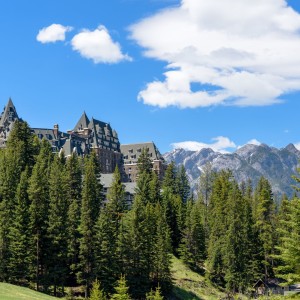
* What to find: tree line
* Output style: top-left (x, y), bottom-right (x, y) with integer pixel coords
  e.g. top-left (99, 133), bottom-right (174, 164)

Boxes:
top-left (0, 120), bottom-right (299, 299)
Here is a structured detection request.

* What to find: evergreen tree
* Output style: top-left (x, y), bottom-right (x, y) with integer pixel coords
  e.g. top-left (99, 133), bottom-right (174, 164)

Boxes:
top-left (89, 279), bottom-right (107, 300)
top-left (149, 172), bottom-right (161, 204)
top-left (137, 148), bottom-right (153, 175)
top-left (176, 165), bottom-right (190, 203)
top-left (180, 199), bottom-right (205, 271)
top-left (95, 166), bottom-right (127, 293)
top-left (253, 177), bottom-right (276, 279)
top-left (151, 204), bottom-right (172, 294)
top-left (161, 188), bottom-right (184, 253)
top-left (146, 286), bottom-right (164, 300)
top-left (111, 275), bottom-right (131, 300)
top-left (8, 168), bottom-right (31, 283)
top-left (275, 197), bottom-right (300, 284)
top-left (223, 181), bottom-right (254, 293)
top-left (118, 198), bottom-right (152, 298)
top-left (46, 155), bottom-right (69, 295)
top-left (162, 162), bottom-right (178, 195)
top-left (78, 152), bottom-right (103, 298)
top-left (66, 153), bottom-right (82, 283)
top-left (0, 121), bottom-right (37, 280)
top-left (28, 139), bottom-right (53, 290)
top-left (206, 170), bottom-right (233, 286)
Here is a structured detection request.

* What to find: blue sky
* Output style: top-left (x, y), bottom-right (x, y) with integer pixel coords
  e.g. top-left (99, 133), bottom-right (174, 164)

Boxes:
top-left (1, 0), bottom-right (300, 153)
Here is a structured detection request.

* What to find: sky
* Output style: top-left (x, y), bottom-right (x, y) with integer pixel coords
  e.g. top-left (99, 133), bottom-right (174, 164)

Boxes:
top-left (1, 0), bottom-right (300, 154)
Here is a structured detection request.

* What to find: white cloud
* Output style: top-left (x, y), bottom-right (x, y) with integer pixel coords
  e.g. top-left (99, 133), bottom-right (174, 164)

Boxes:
top-left (246, 139), bottom-right (261, 146)
top-left (295, 142), bottom-right (300, 150)
top-left (130, 0), bottom-right (300, 108)
top-left (237, 139), bottom-right (262, 149)
top-left (172, 136), bottom-right (236, 153)
top-left (37, 24), bottom-right (73, 43)
top-left (71, 25), bottom-right (131, 64)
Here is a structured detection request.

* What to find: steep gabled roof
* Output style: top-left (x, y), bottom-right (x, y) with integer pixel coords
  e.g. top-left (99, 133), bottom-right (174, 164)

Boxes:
top-left (0, 98), bottom-right (19, 127)
top-left (73, 111), bottom-right (90, 131)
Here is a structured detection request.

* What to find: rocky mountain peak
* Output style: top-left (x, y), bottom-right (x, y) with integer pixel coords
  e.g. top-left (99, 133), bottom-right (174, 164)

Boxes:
top-left (164, 143), bottom-right (300, 198)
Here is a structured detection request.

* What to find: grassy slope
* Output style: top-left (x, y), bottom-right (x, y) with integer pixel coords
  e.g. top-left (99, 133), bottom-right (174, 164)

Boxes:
top-left (170, 256), bottom-right (225, 300)
top-left (0, 282), bottom-right (59, 300)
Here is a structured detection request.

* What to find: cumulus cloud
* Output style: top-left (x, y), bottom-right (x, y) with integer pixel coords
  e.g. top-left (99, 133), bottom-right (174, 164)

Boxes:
top-left (172, 136), bottom-right (236, 153)
top-left (130, 0), bottom-right (300, 108)
top-left (71, 25), bottom-right (131, 64)
top-left (37, 24), bottom-right (73, 43)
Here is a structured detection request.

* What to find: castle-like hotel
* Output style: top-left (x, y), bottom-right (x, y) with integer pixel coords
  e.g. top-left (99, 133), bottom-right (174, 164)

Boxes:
top-left (0, 99), bottom-right (167, 184)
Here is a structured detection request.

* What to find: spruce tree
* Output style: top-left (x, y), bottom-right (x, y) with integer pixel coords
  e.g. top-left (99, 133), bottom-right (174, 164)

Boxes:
top-left (117, 198), bottom-right (152, 299)
top-left (253, 177), bottom-right (276, 280)
top-left (28, 139), bottom-right (53, 291)
top-left (111, 275), bottom-right (131, 300)
top-left (149, 172), bottom-right (161, 204)
top-left (89, 279), bottom-right (107, 300)
top-left (78, 152), bottom-right (103, 298)
top-left (176, 165), bottom-right (190, 203)
top-left (65, 153), bottom-right (82, 283)
top-left (151, 204), bottom-right (172, 294)
top-left (137, 148), bottom-right (153, 175)
top-left (95, 166), bottom-right (127, 293)
top-left (0, 121), bottom-right (37, 280)
top-left (275, 197), bottom-right (300, 284)
top-left (46, 155), bottom-right (69, 295)
top-left (180, 199), bottom-right (205, 271)
top-left (8, 168), bottom-right (31, 283)
top-left (206, 170), bottom-right (233, 287)
top-left (162, 162), bottom-right (178, 195)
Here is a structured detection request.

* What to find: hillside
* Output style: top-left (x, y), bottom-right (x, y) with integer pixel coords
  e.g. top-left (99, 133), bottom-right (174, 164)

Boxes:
top-left (0, 282), bottom-right (59, 300)
top-left (170, 256), bottom-right (226, 300)
top-left (164, 143), bottom-right (300, 198)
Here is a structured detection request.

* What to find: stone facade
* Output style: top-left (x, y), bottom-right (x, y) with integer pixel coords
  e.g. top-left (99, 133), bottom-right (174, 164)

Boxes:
top-left (121, 142), bottom-right (167, 182)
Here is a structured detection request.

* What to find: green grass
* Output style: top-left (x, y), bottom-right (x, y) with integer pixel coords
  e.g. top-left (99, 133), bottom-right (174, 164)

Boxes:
top-left (0, 282), bottom-right (59, 300)
top-left (170, 256), bottom-right (226, 300)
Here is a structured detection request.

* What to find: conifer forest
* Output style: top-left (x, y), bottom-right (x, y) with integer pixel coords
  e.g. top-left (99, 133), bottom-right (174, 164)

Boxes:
top-left (0, 121), bottom-right (300, 299)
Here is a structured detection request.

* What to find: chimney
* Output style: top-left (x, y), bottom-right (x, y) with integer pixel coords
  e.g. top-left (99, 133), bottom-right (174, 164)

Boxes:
top-left (54, 124), bottom-right (59, 138)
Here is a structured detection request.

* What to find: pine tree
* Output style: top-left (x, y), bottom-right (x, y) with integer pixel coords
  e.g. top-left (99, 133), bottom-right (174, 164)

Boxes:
top-left (253, 177), bottom-right (276, 280)
top-left (149, 172), bottom-right (161, 204)
top-left (111, 275), bottom-right (131, 300)
top-left (275, 196), bottom-right (300, 285)
top-left (0, 121), bottom-right (37, 280)
top-left (117, 198), bottom-right (152, 299)
top-left (65, 153), bottom-right (82, 283)
top-left (151, 204), bottom-right (172, 294)
top-left (46, 155), bottom-right (69, 295)
top-left (28, 139), bottom-right (53, 290)
top-left (8, 168), bottom-right (31, 283)
top-left (161, 188), bottom-right (184, 253)
top-left (162, 162), bottom-right (178, 195)
top-left (137, 148), bottom-right (153, 175)
top-left (95, 166), bottom-right (126, 293)
top-left (223, 181), bottom-right (254, 293)
top-left (146, 286), bottom-right (164, 300)
top-left (180, 199), bottom-right (205, 271)
top-left (176, 165), bottom-right (190, 203)
top-left (89, 279), bottom-right (107, 300)
top-left (206, 170), bottom-right (233, 287)
top-left (78, 152), bottom-right (103, 298)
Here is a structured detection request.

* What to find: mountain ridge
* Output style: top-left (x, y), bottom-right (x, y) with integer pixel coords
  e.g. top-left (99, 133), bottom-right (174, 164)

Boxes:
top-left (164, 143), bottom-right (300, 198)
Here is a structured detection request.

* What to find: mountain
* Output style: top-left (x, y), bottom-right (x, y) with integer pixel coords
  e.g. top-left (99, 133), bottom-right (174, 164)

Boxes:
top-left (164, 143), bottom-right (300, 198)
